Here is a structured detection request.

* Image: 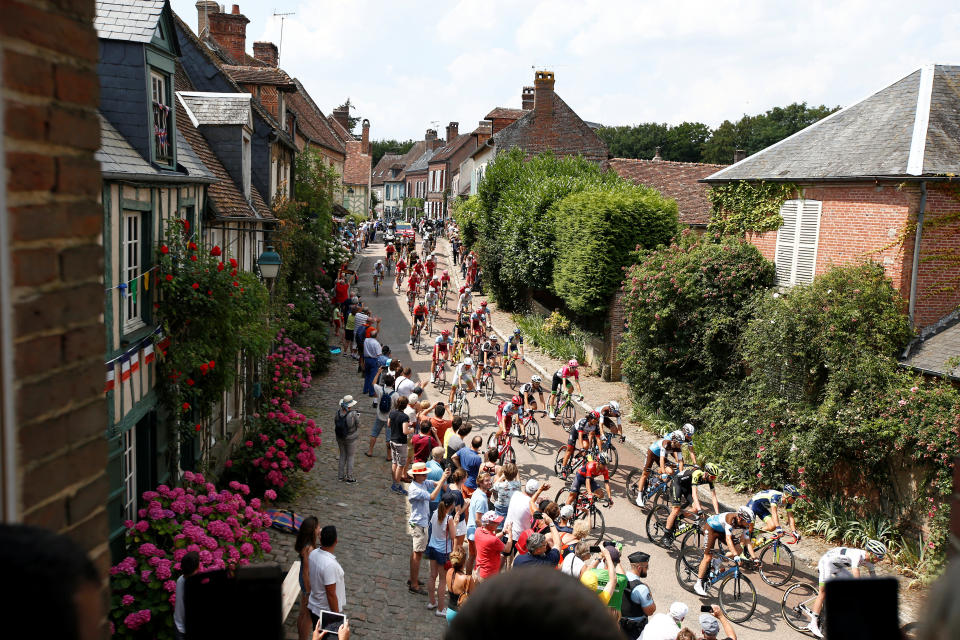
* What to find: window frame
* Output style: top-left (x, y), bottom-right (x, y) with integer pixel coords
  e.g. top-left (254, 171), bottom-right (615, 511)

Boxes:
top-left (121, 427), bottom-right (137, 522)
top-left (242, 131), bottom-right (252, 201)
top-left (774, 199), bottom-right (822, 286)
top-left (149, 69), bottom-right (174, 167)
top-left (121, 211), bottom-right (146, 333)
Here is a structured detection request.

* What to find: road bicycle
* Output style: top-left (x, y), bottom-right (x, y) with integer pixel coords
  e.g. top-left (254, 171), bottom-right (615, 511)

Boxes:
top-left (625, 467), bottom-right (674, 513)
top-left (440, 282), bottom-right (449, 310)
top-left (385, 255), bottom-right (394, 275)
top-left (780, 582), bottom-right (825, 635)
top-left (426, 304), bottom-right (438, 335)
top-left (486, 430), bottom-right (518, 466)
top-left (750, 530), bottom-right (798, 586)
top-left (553, 392), bottom-right (581, 431)
top-left (647, 507), bottom-right (706, 551)
top-left (553, 440), bottom-right (606, 478)
top-left (552, 490), bottom-right (608, 544)
top-left (411, 321), bottom-right (424, 353)
top-left (487, 410), bottom-right (543, 455)
top-left (407, 290), bottom-right (416, 314)
top-left (478, 365), bottom-right (496, 401)
top-left (432, 358), bottom-right (447, 393)
top-left (501, 351), bottom-right (522, 388)
top-left (676, 549), bottom-right (758, 623)
top-left (373, 273), bottom-right (382, 296)
top-left (451, 384), bottom-right (475, 422)
top-left (598, 432), bottom-right (619, 476)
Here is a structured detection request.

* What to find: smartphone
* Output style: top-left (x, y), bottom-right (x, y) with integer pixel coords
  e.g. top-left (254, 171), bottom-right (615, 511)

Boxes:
top-left (318, 610), bottom-right (346, 633)
top-left (700, 605), bottom-right (713, 613)
top-left (589, 545), bottom-right (602, 553)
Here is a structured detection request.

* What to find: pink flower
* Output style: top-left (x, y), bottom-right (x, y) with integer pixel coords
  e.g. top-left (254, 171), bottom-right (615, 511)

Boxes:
top-left (264, 489), bottom-right (277, 500)
top-left (122, 594), bottom-right (135, 606)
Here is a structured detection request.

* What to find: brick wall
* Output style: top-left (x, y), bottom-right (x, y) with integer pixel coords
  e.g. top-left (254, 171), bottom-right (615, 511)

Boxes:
top-left (2, 0), bottom-right (109, 582)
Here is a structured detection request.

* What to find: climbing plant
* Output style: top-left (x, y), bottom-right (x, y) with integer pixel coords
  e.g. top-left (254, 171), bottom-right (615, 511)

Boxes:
top-left (707, 180), bottom-right (797, 235)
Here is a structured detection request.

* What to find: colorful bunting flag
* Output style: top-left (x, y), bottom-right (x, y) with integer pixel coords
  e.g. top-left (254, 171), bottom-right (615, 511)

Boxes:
top-left (143, 342), bottom-right (155, 364)
top-left (104, 364), bottom-right (115, 393)
top-left (129, 352), bottom-right (139, 375)
top-left (120, 356), bottom-right (131, 382)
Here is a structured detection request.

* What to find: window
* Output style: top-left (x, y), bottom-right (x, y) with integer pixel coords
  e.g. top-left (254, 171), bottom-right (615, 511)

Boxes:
top-left (122, 212), bottom-right (144, 332)
top-left (774, 199), bottom-right (821, 286)
top-left (242, 132), bottom-right (251, 200)
top-left (150, 70), bottom-right (172, 165)
top-left (121, 428), bottom-right (137, 521)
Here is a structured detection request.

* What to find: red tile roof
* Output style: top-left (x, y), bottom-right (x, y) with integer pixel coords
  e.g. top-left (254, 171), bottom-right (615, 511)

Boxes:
top-left (609, 157), bottom-right (728, 226)
top-left (286, 80), bottom-right (345, 156)
top-left (222, 65), bottom-right (295, 89)
top-left (485, 107), bottom-right (528, 120)
top-left (371, 153), bottom-right (403, 185)
top-left (326, 115), bottom-right (352, 144)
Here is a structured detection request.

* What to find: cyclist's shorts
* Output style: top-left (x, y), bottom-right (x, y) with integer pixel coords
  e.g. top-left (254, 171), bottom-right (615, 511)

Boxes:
top-left (669, 477), bottom-right (693, 507)
top-left (552, 373), bottom-right (573, 393)
top-left (566, 431), bottom-right (580, 447)
top-left (571, 473), bottom-right (589, 493)
top-left (496, 411), bottom-right (513, 428)
top-left (413, 314), bottom-right (426, 322)
top-left (525, 392), bottom-right (537, 405)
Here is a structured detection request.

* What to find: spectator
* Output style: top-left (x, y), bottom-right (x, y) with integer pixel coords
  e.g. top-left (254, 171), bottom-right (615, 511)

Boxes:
top-left (362, 328), bottom-right (382, 397)
top-left (335, 396), bottom-right (360, 484)
top-left (307, 526), bottom-right (345, 624)
top-left (331, 306), bottom-right (345, 355)
top-left (344, 307), bottom-right (357, 360)
top-left (294, 518), bottom-right (319, 640)
top-left (678, 630), bottom-right (697, 640)
top-left (560, 541), bottom-right (592, 578)
top-left (452, 435), bottom-right (484, 497)
top-left (466, 472), bottom-right (492, 573)
top-left (491, 462), bottom-right (521, 518)
top-left (641, 601), bottom-right (688, 640)
top-left (480, 447), bottom-right (500, 478)
top-left (408, 463), bottom-right (449, 596)
top-left (426, 495), bottom-right (458, 616)
top-left (580, 544), bottom-right (619, 605)
top-left (426, 446), bottom-right (446, 515)
top-left (506, 479), bottom-right (549, 542)
top-left (426, 402), bottom-right (453, 443)
top-left (366, 371), bottom-right (395, 460)
top-left (388, 396), bottom-right (414, 494)
top-left (473, 512), bottom-right (513, 583)
top-left (445, 469), bottom-right (469, 548)
top-left (395, 367), bottom-right (418, 398)
top-left (415, 401), bottom-right (444, 442)
top-left (411, 421), bottom-right (439, 463)
top-left (377, 345), bottom-right (392, 369)
top-left (174, 550), bottom-right (200, 640)
top-left (698, 606), bottom-right (737, 640)
top-left (513, 514), bottom-right (562, 568)
top-left (333, 274), bottom-right (350, 317)
top-left (445, 547), bottom-right (473, 624)
top-left (445, 420), bottom-right (469, 463)
top-left (618, 551), bottom-right (657, 639)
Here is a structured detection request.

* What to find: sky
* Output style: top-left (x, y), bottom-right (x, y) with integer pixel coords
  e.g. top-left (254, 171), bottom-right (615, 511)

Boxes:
top-left (171, 0), bottom-right (960, 141)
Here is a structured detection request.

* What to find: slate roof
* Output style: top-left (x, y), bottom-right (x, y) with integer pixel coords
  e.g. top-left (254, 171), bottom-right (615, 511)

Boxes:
top-left (705, 65), bottom-right (960, 182)
top-left (96, 112), bottom-right (215, 183)
top-left (222, 65), bottom-right (296, 89)
top-left (94, 0), bottom-right (165, 42)
top-left (431, 133), bottom-right (475, 163)
top-left (404, 148), bottom-right (436, 175)
top-left (394, 140), bottom-right (429, 180)
top-left (371, 153), bottom-right (403, 186)
top-left (485, 107), bottom-right (527, 120)
top-left (610, 158), bottom-right (728, 227)
top-left (177, 92), bottom-right (251, 126)
top-left (287, 79), bottom-right (345, 155)
top-left (902, 318), bottom-right (960, 379)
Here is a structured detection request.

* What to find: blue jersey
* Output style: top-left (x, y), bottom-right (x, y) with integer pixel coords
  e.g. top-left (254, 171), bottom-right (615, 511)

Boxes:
top-left (747, 489), bottom-right (791, 518)
top-left (649, 438), bottom-right (671, 457)
top-left (707, 512), bottom-right (750, 537)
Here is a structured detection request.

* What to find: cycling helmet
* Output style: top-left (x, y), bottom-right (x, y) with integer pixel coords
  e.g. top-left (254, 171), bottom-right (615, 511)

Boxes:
top-left (669, 430), bottom-right (685, 443)
top-left (520, 383), bottom-right (532, 393)
top-left (597, 453), bottom-right (608, 465)
top-left (568, 359), bottom-right (579, 368)
top-left (737, 506), bottom-right (755, 522)
top-left (703, 462), bottom-right (720, 477)
top-left (465, 288), bottom-right (471, 293)
top-left (463, 358), bottom-right (473, 367)
top-left (428, 287), bottom-right (436, 293)
top-left (865, 539), bottom-right (887, 559)
top-left (376, 259), bottom-right (383, 265)
top-left (589, 410), bottom-right (601, 421)
top-left (511, 395), bottom-right (523, 406)
top-left (783, 484), bottom-right (801, 498)
top-left (480, 301), bottom-right (488, 307)
top-left (443, 270), bottom-right (448, 275)
top-left (682, 423), bottom-right (695, 436)
top-left (608, 400), bottom-right (621, 414)
top-left (531, 375), bottom-right (542, 383)
top-left (441, 329), bottom-right (450, 336)
top-left (459, 286), bottom-right (465, 294)
top-left (514, 328), bottom-right (522, 336)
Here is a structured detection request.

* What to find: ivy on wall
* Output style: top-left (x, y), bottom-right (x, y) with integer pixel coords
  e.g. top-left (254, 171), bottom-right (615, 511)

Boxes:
top-left (707, 180), bottom-right (797, 235)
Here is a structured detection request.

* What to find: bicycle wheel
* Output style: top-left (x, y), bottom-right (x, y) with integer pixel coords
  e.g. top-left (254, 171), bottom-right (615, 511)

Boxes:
top-left (603, 443), bottom-right (619, 476)
top-left (427, 314), bottom-right (433, 335)
top-left (435, 367), bottom-right (446, 393)
top-left (486, 432), bottom-right (506, 452)
top-left (482, 375), bottom-right (495, 401)
top-left (588, 506), bottom-right (606, 544)
top-left (625, 469), bottom-right (642, 503)
top-left (718, 573), bottom-right (757, 623)
top-left (781, 582), bottom-right (818, 632)
top-left (413, 331), bottom-right (422, 352)
top-left (374, 278), bottom-right (379, 296)
top-left (505, 362), bottom-right (518, 388)
top-left (561, 402), bottom-right (576, 431)
top-left (458, 396), bottom-right (470, 421)
top-left (646, 503), bottom-right (671, 547)
top-left (679, 528), bottom-right (704, 570)
top-left (555, 487), bottom-right (573, 504)
top-left (759, 540), bottom-right (796, 587)
top-left (553, 447), bottom-right (568, 476)
top-left (524, 418), bottom-right (540, 450)
top-left (501, 445), bottom-right (516, 466)
top-left (675, 548), bottom-right (702, 593)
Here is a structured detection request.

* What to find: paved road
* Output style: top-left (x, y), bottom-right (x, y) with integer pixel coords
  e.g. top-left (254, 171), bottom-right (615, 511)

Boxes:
top-left (271, 232), bottom-right (825, 639)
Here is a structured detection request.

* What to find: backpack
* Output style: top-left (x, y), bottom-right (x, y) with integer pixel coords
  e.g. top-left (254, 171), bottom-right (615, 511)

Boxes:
top-left (378, 389), bottom-right (394, 414)
top-left (334, 410), bottom-right (348, 438)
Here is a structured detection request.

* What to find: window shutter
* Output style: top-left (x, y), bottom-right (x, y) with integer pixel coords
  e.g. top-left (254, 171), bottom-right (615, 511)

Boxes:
top-left (774, 200), bottom-right (800, 285)
top-left (794, 200), bottom-right (821, 284)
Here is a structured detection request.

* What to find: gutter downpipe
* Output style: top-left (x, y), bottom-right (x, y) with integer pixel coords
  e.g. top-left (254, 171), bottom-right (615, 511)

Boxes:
top-left (907, 180), bottom-right (927, 330)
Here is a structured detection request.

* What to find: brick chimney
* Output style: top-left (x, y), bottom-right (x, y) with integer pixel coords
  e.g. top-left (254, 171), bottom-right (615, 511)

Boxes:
top-left (734, 149), bottom-right (748, 163)
top-left (534, 70), bottom-right (555, 117)
top-left (446, 121), bottom-right (459, 142)
top-left (361, 119), bottom-right (370, 155)
top-left (521, 86), bottom-right (534, 110)
top-left (253, 41), bottom-right (278, 67)
top-left (195, 0), bottom-right (220, 36)
top-left (652, 146), bottom-right (662, 161)
top-left (476, 120), bottom-right (492, 146)
top-left (207, 4), bottom-right (249, 63)
top-left (425, 128), bottom-right (442, 150)
top-left (332, 105), bottom-right (351, 133)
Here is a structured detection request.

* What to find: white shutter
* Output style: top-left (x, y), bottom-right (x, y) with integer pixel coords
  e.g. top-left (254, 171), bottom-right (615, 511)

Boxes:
top-left (794, 200), bottom-right (821, 284)
top-left (774, 200), bottom-right (800, 285)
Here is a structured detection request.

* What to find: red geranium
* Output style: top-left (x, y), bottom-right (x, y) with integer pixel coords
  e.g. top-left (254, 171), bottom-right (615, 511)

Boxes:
top-left (188, 242), bottom-right (198, 251)
top-left (180, 218), bottom-right (190, 232)
top-left (187, 378), bottom-right (195, 386)
top-left (208, 360), bottom-right (215, 369)
top-left (165, 274), bottom-right (173, 282)
top-left (190, 255), bottom-right (198, 262)
top-left (182, 402), bottom-right (190, 411)
top-left (229, 258), bottom-right (238, 268)
top-left (217, 262), bottom-right (225, 272)
top-left (194, 423), bottom-right (202, 431)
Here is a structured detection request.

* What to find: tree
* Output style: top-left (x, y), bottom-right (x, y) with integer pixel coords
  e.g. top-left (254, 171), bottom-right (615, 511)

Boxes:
top-left (337, 98), bottom-right (361, 135)
top-left (370, 139), bottom-right (415, 166)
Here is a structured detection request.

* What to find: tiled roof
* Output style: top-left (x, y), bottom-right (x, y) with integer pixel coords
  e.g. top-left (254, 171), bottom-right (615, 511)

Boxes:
top-left (492, 91), bottom-right (608, 164)
top-left (287, 79), bottom-right (345, 155)
top-left (94, 0), bottom-right (165, 42)
top-left (174, 62), bottom-right (271, 219)
top-left (222, 65), bottom-right (295, 89)
top-left (326, 115), bottom-right (352, 143)
top-left (404, 148), bottom-right (436, 174)
top-left (431, 133), bottom-right (475, 163)
top-left (609, 158), bottom-right (728, 226)
top-left (177, 91), bottom-right (251, 126)
top-left (371, 153), bottom-right (403, 185)
top-left (902, 317), bottom-right (960, 379)
top-left (343, 141), bottom-right (371, 186)
top-left (485, 107), bottom-right (527, 120)
top-left (705, 65), bottom-right (960, 182)
top-left (96, 112), bottom-right (215, 183)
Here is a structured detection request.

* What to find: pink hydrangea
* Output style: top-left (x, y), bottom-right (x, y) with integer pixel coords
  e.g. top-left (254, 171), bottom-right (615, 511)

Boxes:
top-left (123, 609), bottom-right (151, 631)
top-left (122, 594), bottom-right (135, 606)
top-left (264, 489), bottom-right (277, 500)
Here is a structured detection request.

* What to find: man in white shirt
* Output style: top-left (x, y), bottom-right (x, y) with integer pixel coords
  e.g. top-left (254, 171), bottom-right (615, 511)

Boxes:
top-left (641, 601), bottom-right (688, 640)
top-left (173, 551), bottom-right (200, 640)
top-left (308, 526), bottom-right (346, 625)
top-left (504, 479), bottom-right (544, 540)
top-left (395, 367), bottom-right (419, 399)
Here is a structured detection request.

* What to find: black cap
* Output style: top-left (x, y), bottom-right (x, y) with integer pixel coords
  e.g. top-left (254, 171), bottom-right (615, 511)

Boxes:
top-left (628, 551), bottom-right (650, 564)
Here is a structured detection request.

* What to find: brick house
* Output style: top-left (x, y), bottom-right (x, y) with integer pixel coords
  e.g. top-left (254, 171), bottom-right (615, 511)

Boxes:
top-left (371, 153), bottom-right (403, 216)
top-left (426, 122), bottom-right (478, 219)
top-left (610, 152), bottom-right (727, 229)
top-left (1, 0), bottom-right (110, 566)
top-left (455, 121), bottom-right (492, 199)
top-left (702, 64), bottom-right (960, 332)
top-left (286, 78), bottom-right (347, 180)
top-left (404, 148), bottom-right (436, 218)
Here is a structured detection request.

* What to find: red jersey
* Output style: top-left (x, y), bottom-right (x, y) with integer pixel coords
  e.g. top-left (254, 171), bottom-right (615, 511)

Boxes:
top-left (413, 304), bottom-right (428, 317)
top-left (407, 275), bottom-right (419, 289)
top-left (429, 278), bottom-right (441, 291)
top-left (396, 259), bottom-right (407, 271)
top-left (440, 273), bottom-right (451, 282)
top-left (577, 461), bottom-right (610, 482)
top-left (413, 262), bottom-right (424, 275)
top-left (385, 244), bottom-right (395, 255)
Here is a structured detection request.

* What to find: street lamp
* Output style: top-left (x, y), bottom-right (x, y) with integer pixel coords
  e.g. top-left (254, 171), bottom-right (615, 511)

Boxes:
top-left (258, 245), bottom-right (282, 281)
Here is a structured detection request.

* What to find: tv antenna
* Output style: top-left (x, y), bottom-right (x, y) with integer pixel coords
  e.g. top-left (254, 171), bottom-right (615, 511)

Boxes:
top-left (273, 10), bottom-right (296, 63)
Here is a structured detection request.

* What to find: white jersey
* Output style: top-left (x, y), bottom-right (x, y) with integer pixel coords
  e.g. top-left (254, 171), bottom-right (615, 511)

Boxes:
top-left (453, 363), bottom-right (475, 385)
top-left (818, 547), bottom-right (870, 583)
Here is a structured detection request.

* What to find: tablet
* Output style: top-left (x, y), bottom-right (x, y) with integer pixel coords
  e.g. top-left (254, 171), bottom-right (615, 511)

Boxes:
top-left (318, 610), bottom-right (346, 633)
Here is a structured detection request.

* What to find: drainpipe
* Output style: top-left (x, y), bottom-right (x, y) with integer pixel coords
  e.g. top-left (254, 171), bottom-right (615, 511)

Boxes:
top-left (907, 181), bottom-right (927, 328)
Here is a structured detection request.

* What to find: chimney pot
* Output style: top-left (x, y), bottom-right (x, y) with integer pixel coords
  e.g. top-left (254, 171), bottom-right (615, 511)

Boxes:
top-left (521, 86), bottom-right (535, 110)
top-left (446, 121), bottom-right (459, 142)
top-left (232, 4), bottom-right (240, 14)
top-left (425, 128), bottom-right (437, 141)
top-left (196, 0), bottom-right (220, 35)
top-left (207, 7), bottom-right (249, 63)
top-left (362, 119), bottom-right (370, 155)
top-left (653, 146), bottom-right (662, 161)
top-left (533, 70), bottom-right (555, 116)
top-left (734, 149), bottom-right (748, 163)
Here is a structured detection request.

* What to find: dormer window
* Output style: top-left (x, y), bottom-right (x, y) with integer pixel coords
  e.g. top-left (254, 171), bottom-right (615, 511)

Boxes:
top-left (150, 70), bottom-right (173, 166)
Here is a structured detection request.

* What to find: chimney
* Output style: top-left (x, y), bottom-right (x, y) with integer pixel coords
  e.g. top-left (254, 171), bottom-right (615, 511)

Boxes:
top-left (521, 86), bottom-right (535, 110)
top-left (533, 70), bottom-right (555, 117)
top-left (733, 149), bottom-right (748, 163)
top-left (207, 4), bottom-right (249, 63)
top-left (196, 0), bottom-right (220, 36)
top-left (361, 119), bottom-right (370, 155)
top-left (253, 41), bottom-right (278, 67)
top-left (652, 146), bottom-right (662, 161)
top-left (477, 120), bottom-right (492, 146)
top-left (332, 105), bottom-right (351, 133)
top-left (425, 128), bottom-right (442, 150)
top-left (446, 121), bottom-right (459, 142)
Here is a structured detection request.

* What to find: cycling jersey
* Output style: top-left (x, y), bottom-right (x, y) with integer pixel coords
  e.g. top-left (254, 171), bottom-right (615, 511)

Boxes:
top-left (440, 274), bottom-right (451, 283)
top-left (498, 401), bottom-right (521, 416)
top-left (396, 260), bottom-right (407, 271)
top-left (434, 336), bottom-right (453, 351)
top-left (413, 304), bottom-right (428, 319)
top-left (426, 293), bottom-right (438, 308)
top-left (818, 547), bottom-right (869, 584)
top-left (373, 265), bottom-right (384, 275)
top-left (503, 336), bottom-right (524, 354)
top-left (482, 340), bottom-right (499, 353)
top-left (428, 278), bottom-right (441, 291)
top-left (574, 418), bottom-right (599, 436)
top-left (577, 461), bottom-right (610, 482)
top-left (413, 263), bottom-right (424, 275)
top-left (707, 513), bottom-right (750, 537)
top-left (453, 363), bottom-right (475, 385)
top-left (385, 245), bottom-right (395, 255)
top-left (649, 438), bottom-right (672, 457)
top-left (470, 313), bottom-right (483, 329)
top-left (747, 490), bottom-right (792, 519)
top-left (407, 276), bottom-right (419, 289)
top-left (556, 365), bottom-right (579, 381)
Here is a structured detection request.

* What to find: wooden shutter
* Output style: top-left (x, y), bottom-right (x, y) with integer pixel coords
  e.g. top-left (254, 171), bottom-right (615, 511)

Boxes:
top-left (774, 200), bottom-right (800, 284)
top-left (794, 200), bottom-right (821, 284)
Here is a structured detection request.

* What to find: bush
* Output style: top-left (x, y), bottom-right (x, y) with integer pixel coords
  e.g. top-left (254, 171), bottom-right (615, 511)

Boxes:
top-left (552, 185), bottom-right (679, 314)
top-left (618, 233), bottom-right (775, 419)
top-left (108, 472), bottom-right (272, 639)
top-left (276, 287), bottom-right (331, 374)
top-left (513, 312), bottom-right (589, 364)
top-left (265, 330), bottom-right (315, 401)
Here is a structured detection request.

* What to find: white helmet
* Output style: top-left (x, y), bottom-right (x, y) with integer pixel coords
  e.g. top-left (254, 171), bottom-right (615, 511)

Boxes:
top-left (669, 430), bottom-right (685, 443)
top-left (608, 400), bottom-right (621, 414)
top-left (465, 288), bottom-right (471, 293)
top-left (682, 423), bottom-right (695, 437)
top-left (865, 539), bottom-right (887, 559)
top-left (376, 259), bottom-right (383, 265)
top-left (531, 375), bottom-right (542, 383)
top-left (737, 506), bottom-right (755, 522)
top-left (463, 358), bottom-right (473, 367)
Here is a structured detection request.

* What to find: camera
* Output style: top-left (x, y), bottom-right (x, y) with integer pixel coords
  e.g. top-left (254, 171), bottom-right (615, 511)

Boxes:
top-left (532, 512), bottom-right (543, 520)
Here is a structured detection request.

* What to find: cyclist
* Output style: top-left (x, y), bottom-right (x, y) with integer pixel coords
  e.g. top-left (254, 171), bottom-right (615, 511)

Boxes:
top-left (660, 463), bottom-right (721, 547)
top-left (411, 256), bottom-right (425, 280)
top-left (525, 375), bottom-right (547, 410)
top-left (480, 332), bottom-right (501, 370)
top-left (500, 328), bottom-right (525, 380)
top-left (635, 432), bottom-right (685, 507)
top-left (405, 268), bottom-right (420, 295)
top-left (803, 540), bottom-right (887, 638)
top-left (440, 269), bottom-right (451, 297)
top-left (458, 287), bottom-right (473, 315)
top-left (425, 287), bottom-right (439, 319)
top-left (678, 422), bottom-right (699, 465)
top-left (430, 329), bottom-right (454, 384)
top-left (559, 411), bottom-right (603, 479)
top-left (408, 299), bottom-right (428, 345)
top-left (476, 300), bottom-right (492, 327)
top-left (694, 506), bottom-right (759, 596)
top-left (495, 395), bottom-right (524, 440)
top-left (425, 252), bottom-right (437, 280)
top-left (449, 357), bottom-right (478, 405)
top-left (549, 359), bottom-right (583, 420)
top-left (385, 242), bottom-right (395, 270)
top-left (395, 255), bottom-right (407, 288)
top-left (747, 484), bottom-right (801, 538)
top-left (595, 400), bottom-right (623, 443)
top-left (469, 308), bottom-right (486, 343)
top-left (372, 260), bottom-right (385, 289)
top-left (453, 311), bottom-right (471, 355)
top-left (427, 273), bottom-right (442, 296)
top-left (567, 454), bottom-right (613, 507)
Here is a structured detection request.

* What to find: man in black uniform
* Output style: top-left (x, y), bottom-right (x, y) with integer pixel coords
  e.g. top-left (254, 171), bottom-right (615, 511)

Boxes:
top-left (618, 551), bottom-right (656, 639)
